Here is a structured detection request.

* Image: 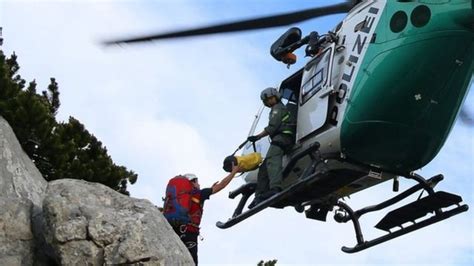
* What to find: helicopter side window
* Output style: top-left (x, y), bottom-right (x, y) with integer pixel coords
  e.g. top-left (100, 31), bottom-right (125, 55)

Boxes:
top-left (300, 48), bottom-right (332, 104)
top-left (279, 68), bottom-right (303, 105)
top-left (311, 70), bottom-right (324, 90)
top-left (280, 87), bottom-right (298, 105)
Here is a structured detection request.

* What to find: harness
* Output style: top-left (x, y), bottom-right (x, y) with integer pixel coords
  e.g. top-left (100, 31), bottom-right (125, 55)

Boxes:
top-left (269, 104), bottom-right (296, 152)
top-left (186, 191), bottom-right (203, 233)
top-left (268, 102), bottom-right (295, 138)
top-left (280, 112), bottom-right (295, 136)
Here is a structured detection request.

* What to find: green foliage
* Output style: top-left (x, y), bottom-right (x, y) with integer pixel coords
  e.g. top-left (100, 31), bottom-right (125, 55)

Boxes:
top-left (0, 49), bottom-right (138, 194)
top-left (42, 77), bottom-right (60, 115)
top-left (257, 259), bottom-right (277, 266)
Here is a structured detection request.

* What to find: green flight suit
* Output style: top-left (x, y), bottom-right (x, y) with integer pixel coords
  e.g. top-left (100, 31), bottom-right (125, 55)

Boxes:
top-left (256, 102), bottom-right (294, 196)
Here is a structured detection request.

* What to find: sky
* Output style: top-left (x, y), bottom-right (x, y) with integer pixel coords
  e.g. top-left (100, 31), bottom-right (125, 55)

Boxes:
top-left (1, 0), bottom-right (473, 265)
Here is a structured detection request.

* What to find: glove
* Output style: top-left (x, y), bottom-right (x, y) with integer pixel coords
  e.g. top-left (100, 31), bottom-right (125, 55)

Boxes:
top-left (247, 135), bottom-right (260, 142)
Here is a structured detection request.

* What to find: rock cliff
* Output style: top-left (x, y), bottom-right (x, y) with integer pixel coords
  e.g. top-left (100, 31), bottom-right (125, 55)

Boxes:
top-left (0, 116), bottom-right (194, 265)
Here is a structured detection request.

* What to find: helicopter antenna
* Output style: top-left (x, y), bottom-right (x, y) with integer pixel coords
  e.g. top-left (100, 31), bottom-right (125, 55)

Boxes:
top-left (103, 1), bottom-right (359, 45)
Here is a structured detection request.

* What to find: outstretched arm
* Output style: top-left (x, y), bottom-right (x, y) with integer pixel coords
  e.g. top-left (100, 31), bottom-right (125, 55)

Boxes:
top-left (211, 164), bottom-right (241, 194)
top-left (254, 129), bottom-right (269, 139)
top-left (249, 107), bottom-right (282, 141)
top-left (248, 129), bottom-right (269, 142)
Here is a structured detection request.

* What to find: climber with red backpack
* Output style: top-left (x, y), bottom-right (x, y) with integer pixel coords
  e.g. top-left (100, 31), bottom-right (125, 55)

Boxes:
top-left (163, 163), bottom-right (241, 265)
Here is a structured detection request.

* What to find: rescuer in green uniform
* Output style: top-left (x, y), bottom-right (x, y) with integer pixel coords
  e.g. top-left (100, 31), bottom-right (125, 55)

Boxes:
top-left (247, 87), bottom-right (294, 208)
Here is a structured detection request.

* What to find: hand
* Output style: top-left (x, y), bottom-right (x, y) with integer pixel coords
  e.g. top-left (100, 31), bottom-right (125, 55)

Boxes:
top-left (231, 163), bottom-right (241, 174)
top-left (247, 135), bottom-right (260, 142)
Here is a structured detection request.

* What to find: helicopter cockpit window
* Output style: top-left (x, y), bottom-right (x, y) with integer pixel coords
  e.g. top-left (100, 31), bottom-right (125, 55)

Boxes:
top-left (301, 48), bottom-right (332, 104)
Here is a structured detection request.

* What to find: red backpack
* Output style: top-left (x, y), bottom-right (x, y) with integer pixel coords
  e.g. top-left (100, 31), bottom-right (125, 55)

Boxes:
top-left (163, 176), bottom-right (201, 227)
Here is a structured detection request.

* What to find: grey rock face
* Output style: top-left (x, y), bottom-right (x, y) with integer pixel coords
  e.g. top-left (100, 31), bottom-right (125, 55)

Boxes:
top-left (0, 116), bottom-right (48, 265)
top-left (0, 197), bottom-right (35, 266)
top-left (0, 116), bottom-right (47, 206)
top-left (43, 179), bottom-right (194, 266)
top-left (0, 116), bottom-right (193, 265)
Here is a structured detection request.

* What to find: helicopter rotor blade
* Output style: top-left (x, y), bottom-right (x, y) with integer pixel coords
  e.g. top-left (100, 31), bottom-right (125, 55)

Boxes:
top-left (103, 0), bottom-right (357, 45)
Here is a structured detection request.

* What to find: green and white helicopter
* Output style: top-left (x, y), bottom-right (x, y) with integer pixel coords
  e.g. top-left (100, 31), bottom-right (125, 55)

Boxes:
top-left (106, 0), bottom-right (473, 253)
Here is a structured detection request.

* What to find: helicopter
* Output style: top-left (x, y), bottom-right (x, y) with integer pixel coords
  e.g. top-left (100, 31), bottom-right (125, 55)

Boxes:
top-left (105, 0), bottom-right (473, 253)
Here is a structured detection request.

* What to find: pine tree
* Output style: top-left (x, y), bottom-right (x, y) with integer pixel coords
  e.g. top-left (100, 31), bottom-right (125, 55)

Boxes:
top-left (42, 78), bottom-right (60, 115)
top-left (0, 49), bottom-right (138, 194)
top-left (257, 260), bottom-right (278, 266)
top-left (0, 53), bottom-right (55, 159)
top-left (45, 117), bottom-right (137, 190)
top-left (0, 51), bottom-right (22, 115)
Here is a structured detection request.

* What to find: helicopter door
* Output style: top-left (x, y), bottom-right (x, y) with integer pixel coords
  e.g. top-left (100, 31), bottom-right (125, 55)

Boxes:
top-left (297, 45), bottom-right (334, 141)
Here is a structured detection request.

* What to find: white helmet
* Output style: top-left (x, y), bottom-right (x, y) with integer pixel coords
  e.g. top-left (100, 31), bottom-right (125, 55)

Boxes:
top-left (260, 87), bottom-right (281, 101)
top-left (183, 173), bottom-right (198, 181)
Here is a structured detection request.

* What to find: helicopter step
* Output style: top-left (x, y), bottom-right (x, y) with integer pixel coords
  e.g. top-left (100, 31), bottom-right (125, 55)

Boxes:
top-left (338, 174), bottom-right (469, 254)
top-left (217, 142), bottom-right (323, 229)
top-left (375, 191), bottom-right (464, 232)
top-left (216, 168), bottom-right (324, 229)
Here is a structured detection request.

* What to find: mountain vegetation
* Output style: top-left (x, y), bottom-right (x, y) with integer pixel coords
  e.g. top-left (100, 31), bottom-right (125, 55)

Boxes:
top-left (0, 49), bottom-right (137, 194)
top-left (258, 259), bottom-right (278, 266)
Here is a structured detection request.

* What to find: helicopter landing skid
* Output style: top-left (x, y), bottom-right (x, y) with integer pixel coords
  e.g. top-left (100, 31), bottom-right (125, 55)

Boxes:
top-left (336, 173), bottom-right (469, 253)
